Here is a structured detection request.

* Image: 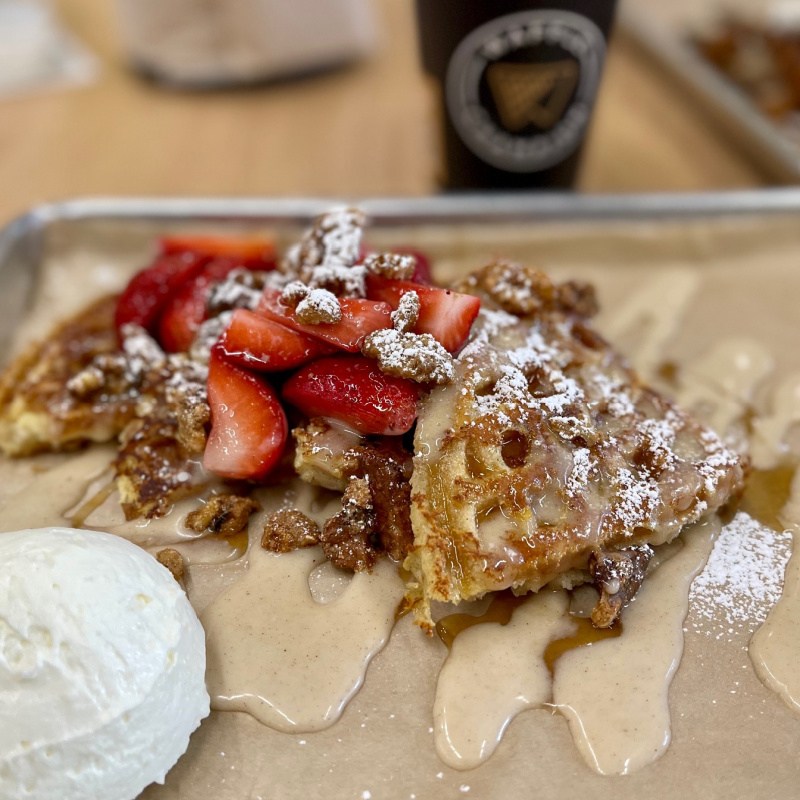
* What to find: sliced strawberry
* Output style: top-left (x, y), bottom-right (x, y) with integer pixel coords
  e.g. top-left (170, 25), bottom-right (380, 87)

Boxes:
top-left (218, 309), bottom-right (334, 371)
top-left (160, 234), bottom-right (276, 268)
top-left (114, 252), bottom-right (207, 335)
top-left (257, 290), bottom-right (392, 353)
top-left (158, 257), bottom-right (247, 352)
top-left (365, 276), bottom-right (480, 352)
top-left (283, 356), bottom-right (418, 436)
top-left (203, 345), bottom-right (288, 481)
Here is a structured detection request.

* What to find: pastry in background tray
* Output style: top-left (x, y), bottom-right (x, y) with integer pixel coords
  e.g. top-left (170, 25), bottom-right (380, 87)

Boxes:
top-left (695, 11), bottom-right (800, 127)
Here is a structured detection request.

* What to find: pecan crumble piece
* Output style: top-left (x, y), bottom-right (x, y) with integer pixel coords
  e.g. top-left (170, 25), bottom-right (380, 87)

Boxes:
top-left (472, 260), bottom-right (598, 319)
top-left (261, 508), bottom-right (321, 553)
top-left (390, 291), bottom-right (420, 333)
top-left (279, 280), bottom-right (310, 308)
top-left (174, 392), bottom-right (211, 455)
top-left (285, 207), bottom-right (365, 273)
top-left (589, 545), bottom-right (654, 628)
top-left (156, 548), bottom-right (185, 582)
top-left (65, 365), bottom-right (105, 398)
top-left (320, 476), bottom-right (380, 571)
top-left (352, 443), bottom-right (414, 561)
top-left (295, 288), bottom-right (342, 325)
top-left (361, 328), bottom-right (454, 385)
top-left (283, 208), bottom-right (367, 297)
top-left (185, 493), bottom-right (261, 537)
top-left (363, 252), bottom-right (417, 280)
top-left (557, 280), bottom-right (599, 319)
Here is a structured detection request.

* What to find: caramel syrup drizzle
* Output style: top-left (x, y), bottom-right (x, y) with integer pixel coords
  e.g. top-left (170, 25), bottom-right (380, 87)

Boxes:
top-left (435, 591), bottom-right (526, 649)
top-left (543, 617), bottom-right (621, 673)
top-left (436, 590), bottom-right (621, 671)
top-left (69, 479), bottom-right (116, 528)
top-left (740, 465), bottom-right (796, 532)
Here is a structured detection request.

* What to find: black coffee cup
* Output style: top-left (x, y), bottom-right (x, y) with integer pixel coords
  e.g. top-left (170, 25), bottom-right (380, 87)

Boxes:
top-left (416, 1), bottom-right (617, 190)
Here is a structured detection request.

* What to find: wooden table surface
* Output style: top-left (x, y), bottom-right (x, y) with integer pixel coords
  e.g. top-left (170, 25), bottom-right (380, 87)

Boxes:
top-left (0, 0), bottom-right (770, 226)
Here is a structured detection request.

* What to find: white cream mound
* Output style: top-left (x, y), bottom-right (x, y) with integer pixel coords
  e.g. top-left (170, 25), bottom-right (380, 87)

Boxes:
top-left (0, 527), bottom-right (209, 800)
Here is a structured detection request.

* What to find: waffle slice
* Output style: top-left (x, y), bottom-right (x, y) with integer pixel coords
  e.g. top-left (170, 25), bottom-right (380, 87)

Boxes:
top-left (0, 296), bottom-right (136, 456)
top-left (0, 295), bottom-right (211, 520)
top-left (405, 266), bottom-right (747, 630)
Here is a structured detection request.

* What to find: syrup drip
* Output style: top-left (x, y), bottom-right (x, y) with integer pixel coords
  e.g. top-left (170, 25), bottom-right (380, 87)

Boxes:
top-left (740, 465), bottom-right (796, 532)
top-left (435, 591), bottom-right (528, 649)
top-left (544, 616), bottom-right (622, 673)
top-left (213, 529), bottom-right (249, 559)
top-left (69, 479), bottom-right (116, 528)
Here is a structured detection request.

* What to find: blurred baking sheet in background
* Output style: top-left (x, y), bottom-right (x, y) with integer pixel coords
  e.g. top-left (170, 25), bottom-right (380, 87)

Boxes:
top-left (620, 0), bottom-right (800, 182)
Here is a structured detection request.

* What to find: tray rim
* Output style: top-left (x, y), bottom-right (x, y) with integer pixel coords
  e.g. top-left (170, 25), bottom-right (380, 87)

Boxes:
top-left (2, 189), bottom-right (800, 274)
top-left (5, 187), bottom-right (800, 234)
top-left (2, 189), bottom-right (797, 308)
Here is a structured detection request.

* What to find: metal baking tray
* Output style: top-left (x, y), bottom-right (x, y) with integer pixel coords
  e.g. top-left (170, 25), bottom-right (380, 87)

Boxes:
top-left (2, 188), bottom-right (800, 357)
top-left (2, 191), bottom-right (800, 799)
top-left (620, 2), bottom-right (800, 183)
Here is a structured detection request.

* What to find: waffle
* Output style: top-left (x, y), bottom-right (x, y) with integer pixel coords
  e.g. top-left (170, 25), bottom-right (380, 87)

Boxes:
top-left (0, 295), bottom-right (210, 520)
top-left (0, 296), bottom-right (136, 456)
top-left (405, 265), bottom-right (747, 630)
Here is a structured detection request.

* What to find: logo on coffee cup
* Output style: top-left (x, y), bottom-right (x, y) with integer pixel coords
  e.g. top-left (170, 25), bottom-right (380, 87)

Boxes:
top-left (445, 10), bottom-right (605, 173)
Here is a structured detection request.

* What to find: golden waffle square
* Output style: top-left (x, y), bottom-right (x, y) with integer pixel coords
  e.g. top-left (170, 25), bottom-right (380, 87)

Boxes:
top-left (405, 267), bottom-right (747, 629)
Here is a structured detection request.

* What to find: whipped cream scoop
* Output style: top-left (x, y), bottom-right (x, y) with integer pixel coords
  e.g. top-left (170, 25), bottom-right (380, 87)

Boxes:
top-left (0, 527), bottom-right (209, 800)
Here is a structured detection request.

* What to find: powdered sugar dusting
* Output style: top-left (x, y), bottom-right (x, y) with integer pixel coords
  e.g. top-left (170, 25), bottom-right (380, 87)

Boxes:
top-left (566, 448), bottom-right (595, 497)
top-left (613, 468), bottom-right (660, 528)
top-left (471, 324), bottom-right (583, 432)
top-left (471, 308), bottom-right (519, 342)
top-left (690, 511), bottom-right (792, 638)
top-left (594, 371), bottom-right (635, 418)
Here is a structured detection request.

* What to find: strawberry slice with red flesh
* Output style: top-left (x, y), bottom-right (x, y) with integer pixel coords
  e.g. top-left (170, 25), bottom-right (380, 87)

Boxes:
top-left (203, 345), bottom-right (288, 481)
top-left (160, 234), bottom-right (277, 268)
top-left (158, 257), bottom-right (250, 353)
top-left (114, 252), bottom-right (208, 335)
top-left (257, 289), bottom-right (393, 353)
top-left (218, 308), bottom-right (335, 372)
top-left (365, 276), bottom-right (480, 353)
top-left (283, 356), bottom-right (419, 436)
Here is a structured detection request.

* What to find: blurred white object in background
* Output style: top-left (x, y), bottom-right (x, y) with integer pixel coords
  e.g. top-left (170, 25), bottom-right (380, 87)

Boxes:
top-left (767, 0), bottom-right (800, 31)
top-left (114, 0), bottom-right (378, 87)
top-left (0, 0), bottom-right (97, 98)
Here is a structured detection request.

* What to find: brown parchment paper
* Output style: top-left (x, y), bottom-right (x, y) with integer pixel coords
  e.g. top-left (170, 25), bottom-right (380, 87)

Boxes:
top-left (4, 209), bottom-right (800, 800)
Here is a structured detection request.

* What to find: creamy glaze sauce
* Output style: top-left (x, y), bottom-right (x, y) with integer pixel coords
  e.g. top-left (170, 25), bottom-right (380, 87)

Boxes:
top-left (0, 446), bottom-right (115, 532)
top-left (749, 467), bottom-right (800, 712)
top-left (202, 545), bottom-right (404, 732)
top-left (596, 269), bottom-right (699, 375)
top-left (433, 590), bottom-right (573, 768)
top-left (677, 339), bottom-right (774, 440)
top-left (553, 519), bottom-right (717, 775)
top-left (750, 373), bottom-right (800, 469)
